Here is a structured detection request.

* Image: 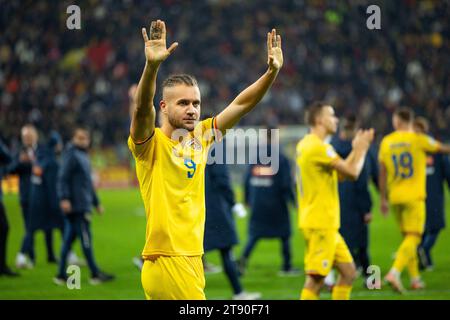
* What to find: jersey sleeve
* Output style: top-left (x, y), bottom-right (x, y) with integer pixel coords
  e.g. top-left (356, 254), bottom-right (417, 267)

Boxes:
top-left (127, 131), bottom-right (156, 162)
top-left (417, 134), bottom-right (441, 153)
top-left (378, 138), bottom-right (389, 165)
top-left (314, 143), bottom-right (341, 167)
top-left (196, 117), bottom-right (220, 148)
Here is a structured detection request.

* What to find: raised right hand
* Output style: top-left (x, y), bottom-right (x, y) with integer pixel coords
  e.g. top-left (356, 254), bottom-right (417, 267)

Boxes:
top-left (142, 19), bottom-right (178, 65)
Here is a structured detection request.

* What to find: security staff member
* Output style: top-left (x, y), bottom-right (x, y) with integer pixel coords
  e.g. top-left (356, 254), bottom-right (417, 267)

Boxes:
top-left (238, 129), bottom-right (297, 276)
top-left (54, 127), bottom-right (114, 285)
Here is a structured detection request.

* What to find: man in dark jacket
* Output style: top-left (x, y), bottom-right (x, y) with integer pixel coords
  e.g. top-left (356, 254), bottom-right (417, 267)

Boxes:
top-left (414, 117), bottom-right (450, 270)
top-left (8, 125), bottom-right (41, 268)
top-left (204, 140), bottom-right (261, 300)
top-left (54, 127), bottom-right (114, 285)
top-left (238, 131), bottom-right (298, 276)
top-left (0, 138), bottom-right (19, 276)
top-left (330, 116), bottom-right (379, 284)
top-left (22, 132), bottom-right (66, 265)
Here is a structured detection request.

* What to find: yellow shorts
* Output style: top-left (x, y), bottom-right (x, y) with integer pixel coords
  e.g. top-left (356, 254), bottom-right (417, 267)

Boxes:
top-left (141, 255), bottom-right (205, 300)
top-left (302, 229), bottom-right (353, 277)
top-left (392, 200), bottom-right (425, 235)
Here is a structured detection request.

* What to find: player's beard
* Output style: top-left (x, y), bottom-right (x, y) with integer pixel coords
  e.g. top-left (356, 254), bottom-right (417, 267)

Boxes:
top-left (168, 113), bottom-right (196, 132)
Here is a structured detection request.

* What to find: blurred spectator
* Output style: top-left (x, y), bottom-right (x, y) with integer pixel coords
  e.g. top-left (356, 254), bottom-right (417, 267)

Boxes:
top-left (0, 138), bottom-right (19, 276)
top-left (8, 125), bottom-right (39, 269)
top-left (1, 0), bottom-right (449, 152)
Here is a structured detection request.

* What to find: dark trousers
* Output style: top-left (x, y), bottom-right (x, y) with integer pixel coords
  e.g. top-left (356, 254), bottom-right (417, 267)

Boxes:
top-left (242, 235), bottom-right (292, 271)
top-left (219, 247), bottom-right (242, 295)
top-left (20, 201), bottom-right (57, 262)
top-left (350, 246), bottom-right (370, 276)
top-left (19, 202), bottom-right (35, 260)
top-left (0, 202), bottom-right (9, 272)
top-left (57, 213), bottom-right (99, 278)
top-left (22, 228), bottom-right (60, 263)
top-left (419, 230), bottom-right (441, 267)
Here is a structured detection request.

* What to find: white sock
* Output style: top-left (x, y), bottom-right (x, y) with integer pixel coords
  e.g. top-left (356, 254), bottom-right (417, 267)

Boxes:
top-left (389, 268), bottom-right (400, 278)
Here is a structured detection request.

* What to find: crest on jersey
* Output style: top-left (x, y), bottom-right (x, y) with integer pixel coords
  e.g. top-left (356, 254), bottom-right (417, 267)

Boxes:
top-left (326, 146), bottom-right (337, 158)
top-left (183, 138), bottom-right (202, 151)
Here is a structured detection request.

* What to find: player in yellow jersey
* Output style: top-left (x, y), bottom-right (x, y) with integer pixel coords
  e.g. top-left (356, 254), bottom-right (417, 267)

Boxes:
top-left (296, 101), bottom-right (374, 300)
top-left (379, 107), bottom-right (450, 293)
top-left (129, 19), bottom-right (283, 299)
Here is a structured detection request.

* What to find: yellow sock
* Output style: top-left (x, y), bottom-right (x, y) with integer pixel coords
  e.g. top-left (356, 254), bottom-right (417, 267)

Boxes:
top-left (331, 285), bottom-right (352, 300)
top-left (300, 288), bottom-right (319, 300)
top-left (392, 235), bottom-right (416, 273)
top-left (407, 235), bottom-right (421, 279)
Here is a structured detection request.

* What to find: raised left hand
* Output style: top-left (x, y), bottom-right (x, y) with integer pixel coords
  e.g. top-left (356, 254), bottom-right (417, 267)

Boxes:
top-left (267, 29), bottom-right (283, 71)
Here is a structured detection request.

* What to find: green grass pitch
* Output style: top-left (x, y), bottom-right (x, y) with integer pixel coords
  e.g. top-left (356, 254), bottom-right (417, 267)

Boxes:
top-left (0, 186), bottom-right (449, 300)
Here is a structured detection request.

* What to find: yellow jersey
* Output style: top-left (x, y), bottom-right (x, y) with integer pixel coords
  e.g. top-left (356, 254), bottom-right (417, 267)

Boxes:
top-left (378, 131), bottom-right (441, 204)
top-left (296, 133), bottom-right (341, 229)
top-left (128, 118), bottom-right (217, 257)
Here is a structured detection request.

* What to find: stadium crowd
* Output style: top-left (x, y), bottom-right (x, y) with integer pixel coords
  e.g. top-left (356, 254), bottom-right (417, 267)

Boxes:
top-left (1, 0), bottom-right (449, 152)
top-left (1, 2), bottom-right (450, 300)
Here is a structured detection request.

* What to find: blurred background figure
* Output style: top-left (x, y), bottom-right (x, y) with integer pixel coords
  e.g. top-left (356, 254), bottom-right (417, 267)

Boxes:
top-left (2, 1), bottom-right (449, 149)
top-left (238, 128), bottom-right (298, 276)
top-left (0, 138), bottom-right (19, 277)
top-left (54, 127), bottom-right (114, 285)
top-left (22, 131), bottom-right (83, 266)
top-left (413, 117), bottom-right (450, 271)
top-left (0, 0), bottom-right (449, 299)
top-left (8, 125), bottom-right (40, 269)
top-left (327, 115), bottom-right (379, 288)
top-left (204, 138), bottom-right (261, 300)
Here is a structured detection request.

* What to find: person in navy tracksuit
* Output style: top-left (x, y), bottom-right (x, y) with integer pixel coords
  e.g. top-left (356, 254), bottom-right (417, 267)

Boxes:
top-left (0, 138), bottom-right (19, 276)
top-left (238, 130), bottom-right (297, 276)
top-left (413, 117), bottom-right (450, 270)
top-left (22, 131), bottom-right (65, 264)
top-left (54, 127), bottom-right (114, 285)
top-left (330, 115), bottom-right (379, 281)
top-left (204, 139), bottom-right (261, 299)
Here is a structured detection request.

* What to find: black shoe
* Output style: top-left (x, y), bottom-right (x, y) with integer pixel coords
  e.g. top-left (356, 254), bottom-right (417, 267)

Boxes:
top-left (0, 267), bottom-right (20, 277)
top-left (53, 275), bottom-right (68, 286)
top-left (90, 271), bottom-right (115, 285)
top-left (48, 258), bottom-right (58, 264)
